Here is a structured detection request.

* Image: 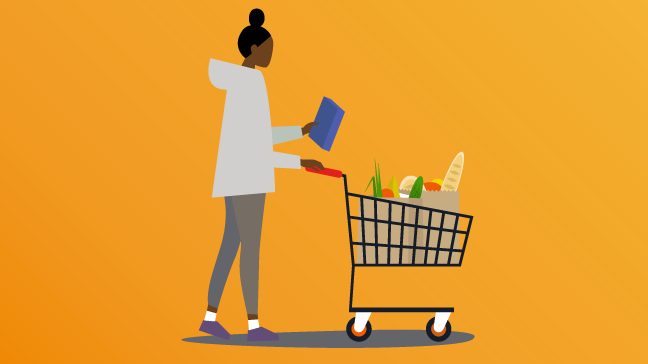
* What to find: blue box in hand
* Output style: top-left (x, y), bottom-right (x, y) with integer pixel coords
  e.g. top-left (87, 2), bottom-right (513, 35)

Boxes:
top-left (309, 97), bottom-right (345, 151)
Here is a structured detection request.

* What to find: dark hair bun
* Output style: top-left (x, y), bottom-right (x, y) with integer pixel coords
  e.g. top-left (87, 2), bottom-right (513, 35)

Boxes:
top-left (238, 8), bottom-right (271, 57)
top-left (249, 8), bottom-right (265, 27)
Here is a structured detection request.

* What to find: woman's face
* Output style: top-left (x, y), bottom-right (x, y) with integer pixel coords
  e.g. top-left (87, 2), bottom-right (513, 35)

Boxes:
top-left (249, 37), bottom-right (273, 68)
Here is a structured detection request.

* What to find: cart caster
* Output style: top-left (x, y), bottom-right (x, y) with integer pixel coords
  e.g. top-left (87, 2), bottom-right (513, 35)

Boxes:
top-left (346, 317), bottom-right (372, 342)
top-left (426, 317), bottom-right (452, 342)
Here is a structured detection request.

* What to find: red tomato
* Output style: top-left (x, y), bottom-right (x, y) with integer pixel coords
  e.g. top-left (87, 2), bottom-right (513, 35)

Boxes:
top-left (424, 182), bottom-right (441, 191)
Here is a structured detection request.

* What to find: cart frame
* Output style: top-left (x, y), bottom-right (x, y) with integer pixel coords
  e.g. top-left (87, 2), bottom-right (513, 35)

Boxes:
top-left (342, 173), bottom-right (472, 310)
top-left (306, 168), bottom-right (474, 341)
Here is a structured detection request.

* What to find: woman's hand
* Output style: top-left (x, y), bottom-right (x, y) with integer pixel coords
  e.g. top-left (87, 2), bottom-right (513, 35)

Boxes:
top-left (302, 122), bottom-right (317, 135)
top-left (300, 159), bottom-right (324, 170)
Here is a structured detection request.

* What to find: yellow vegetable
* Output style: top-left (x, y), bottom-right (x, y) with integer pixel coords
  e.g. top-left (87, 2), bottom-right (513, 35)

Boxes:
top-left (390, 177), bottom-right (399, 197)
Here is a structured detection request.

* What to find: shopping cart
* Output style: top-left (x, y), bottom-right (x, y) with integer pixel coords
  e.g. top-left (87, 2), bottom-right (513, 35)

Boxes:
top-left (306, 167), bottom-right (474, 342)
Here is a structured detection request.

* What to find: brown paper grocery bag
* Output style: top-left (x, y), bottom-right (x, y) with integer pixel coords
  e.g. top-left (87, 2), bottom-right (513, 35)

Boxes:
top-left (356, 198), bottom-right (420, 264)
top-left (355, 192), bottom-right (462, 265)
top-left (412, 191), bottom-right (460, 265)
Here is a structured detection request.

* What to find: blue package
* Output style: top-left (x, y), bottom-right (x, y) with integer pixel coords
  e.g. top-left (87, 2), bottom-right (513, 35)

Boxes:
top-left (309, 97), bottom-right (345, 151)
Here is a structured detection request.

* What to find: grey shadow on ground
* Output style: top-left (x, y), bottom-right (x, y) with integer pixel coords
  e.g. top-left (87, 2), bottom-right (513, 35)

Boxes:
top-left (183, 330), bottom-right (474, 348)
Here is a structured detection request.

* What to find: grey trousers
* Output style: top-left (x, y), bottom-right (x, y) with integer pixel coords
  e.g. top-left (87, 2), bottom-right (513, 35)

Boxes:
top-left (207, 193), bottom-right (265, 315)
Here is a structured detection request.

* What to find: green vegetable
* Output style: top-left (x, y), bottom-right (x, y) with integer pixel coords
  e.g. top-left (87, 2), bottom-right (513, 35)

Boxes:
top-left (375, 161), bottom-right (382, 196)
top-left (364, 161), bottom-right (382, 197)
top-left (409, 176), bottom-right (424, 198)
top-left (365, 177), bottom-right (377, 197)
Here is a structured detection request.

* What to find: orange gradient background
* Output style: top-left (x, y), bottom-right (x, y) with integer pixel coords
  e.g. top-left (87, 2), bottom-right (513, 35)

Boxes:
top-left (1, 1), bottom-right (647, 362)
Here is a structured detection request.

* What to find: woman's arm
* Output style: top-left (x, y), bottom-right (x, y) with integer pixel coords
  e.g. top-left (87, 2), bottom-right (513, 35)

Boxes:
top-left (271, 126), bottom-right (303, 145)
top-left (271, 122), bottom-right (316, 145)
top-left (273, 152), bottom-right (324, 170)
top-left (273, 152), bottom-right (301, 169)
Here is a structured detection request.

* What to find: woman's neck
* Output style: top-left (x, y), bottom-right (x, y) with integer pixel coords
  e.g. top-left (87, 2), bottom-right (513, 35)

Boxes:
top-left (242, 58), bottom-right (255, 69)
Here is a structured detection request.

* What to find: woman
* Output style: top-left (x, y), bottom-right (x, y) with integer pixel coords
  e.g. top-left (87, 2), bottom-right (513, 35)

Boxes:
top-left (201, 8), bottom-right (324, 341)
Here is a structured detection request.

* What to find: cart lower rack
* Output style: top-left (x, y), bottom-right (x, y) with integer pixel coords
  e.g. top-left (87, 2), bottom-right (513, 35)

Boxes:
top-left (307, 168), bottom-right (474, 342)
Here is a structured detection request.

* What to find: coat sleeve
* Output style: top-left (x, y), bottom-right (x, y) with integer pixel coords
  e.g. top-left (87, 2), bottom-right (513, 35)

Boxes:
top-left (272, 126), bottom-right (303, 145)
top-left (208, 59), bottom-right (237, 90)
top-left (273, 152), bottom-right (301, 169)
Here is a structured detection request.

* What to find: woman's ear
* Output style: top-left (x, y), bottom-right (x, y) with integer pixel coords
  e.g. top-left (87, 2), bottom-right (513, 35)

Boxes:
top-left (249, 44), bottom-right (258, 56)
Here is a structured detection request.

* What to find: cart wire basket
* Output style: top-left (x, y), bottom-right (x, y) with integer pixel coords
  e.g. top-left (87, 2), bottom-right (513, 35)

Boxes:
top-left (306, 168), bottom-right (475, 342)
top-left (347, 182), bottom-right (473, 267)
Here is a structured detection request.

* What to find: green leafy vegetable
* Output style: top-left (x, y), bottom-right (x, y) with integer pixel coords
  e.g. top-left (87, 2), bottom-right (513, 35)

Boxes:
top-left (375, 161), bottom-right (382, 196)
top-left (409, 176), bottom-right (424, 198)
top-left (364, 161), bottom-right (382, 197)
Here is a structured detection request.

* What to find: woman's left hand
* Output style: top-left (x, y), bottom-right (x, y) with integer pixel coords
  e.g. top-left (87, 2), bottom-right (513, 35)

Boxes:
top-left (300, 159), bottom-right (324, 170)
top-left (302, 122), bottom-right (317, 135)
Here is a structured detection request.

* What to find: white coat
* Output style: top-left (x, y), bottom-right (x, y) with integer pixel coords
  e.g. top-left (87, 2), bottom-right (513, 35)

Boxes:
top-left (208, 59), bottom-right (302, 197)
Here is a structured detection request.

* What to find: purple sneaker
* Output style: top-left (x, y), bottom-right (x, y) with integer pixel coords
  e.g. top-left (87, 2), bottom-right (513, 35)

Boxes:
top-left (247, 327), bottom-right (279, 341)
top-left (199, 320), bottom-right (231, 339)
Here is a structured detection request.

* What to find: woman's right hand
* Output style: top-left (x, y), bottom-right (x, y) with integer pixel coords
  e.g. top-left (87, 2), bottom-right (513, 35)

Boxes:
top-left (300, 159), bottom-right (324, 170)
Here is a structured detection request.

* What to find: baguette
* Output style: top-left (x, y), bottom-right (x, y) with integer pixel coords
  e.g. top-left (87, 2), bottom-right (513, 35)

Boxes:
top-left (441, 152), bottom-right (464, 192)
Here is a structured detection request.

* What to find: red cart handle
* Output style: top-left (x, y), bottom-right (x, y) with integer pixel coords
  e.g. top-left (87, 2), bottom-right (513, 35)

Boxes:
top-left (305, 167), bottom-right (343, 178)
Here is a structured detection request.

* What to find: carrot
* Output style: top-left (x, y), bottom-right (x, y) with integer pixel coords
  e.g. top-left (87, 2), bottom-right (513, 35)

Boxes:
top-left (381, 188), bottom-right (394, 198)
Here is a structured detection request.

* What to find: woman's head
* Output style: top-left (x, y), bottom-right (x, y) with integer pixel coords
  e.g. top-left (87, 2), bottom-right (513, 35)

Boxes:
top-left (238, 9), bottom-right (273, 68)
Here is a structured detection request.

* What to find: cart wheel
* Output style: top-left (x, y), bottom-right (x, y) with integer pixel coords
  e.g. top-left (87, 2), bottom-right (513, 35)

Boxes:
top-left (346, 317), bottom-right (372, 342)
top-left (426, 317), bottom-right (451, 342)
